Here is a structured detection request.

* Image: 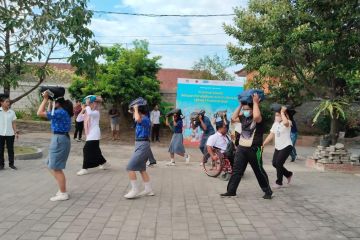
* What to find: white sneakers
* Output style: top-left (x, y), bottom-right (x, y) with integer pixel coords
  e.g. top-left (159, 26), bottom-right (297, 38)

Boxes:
top-left (185, 154), bottom-right (190, 164)
top-left (124, 189), bottom-right (140, 199)
top-left (50, 192), bottom-right (69, 201)
top-left (99, 162), bottom-right (111, 170)
top-left (77, 163), bottom-right (111, 176)
top-left (77, 169), bottom-right (88, 176)
top-left (166, 161), bottom-right (176, 166)
top-left (138, 189), bottom-right (155, 196)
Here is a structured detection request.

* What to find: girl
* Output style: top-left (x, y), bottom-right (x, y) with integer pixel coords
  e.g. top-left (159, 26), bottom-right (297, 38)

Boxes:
top-left (263, 106), bottom-right (293, 188)
top-left (165, 110), bottom-right (190, 166)
top-left (37, 91), bottom-right (73, 201)
top-left (124, 104), bottom-right (154, 199)
top-left (77, 95), bottom-right (110, 176)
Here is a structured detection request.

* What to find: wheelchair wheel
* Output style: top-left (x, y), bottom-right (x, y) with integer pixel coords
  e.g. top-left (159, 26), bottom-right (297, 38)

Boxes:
top-left (203, 153), bottom-right (223, 177)
top-left (220, 172), bottom-right (231, 181)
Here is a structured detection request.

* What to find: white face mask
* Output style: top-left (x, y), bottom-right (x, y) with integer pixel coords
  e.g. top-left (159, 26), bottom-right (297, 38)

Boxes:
top-left (275, 116), bottom-right (282, 123)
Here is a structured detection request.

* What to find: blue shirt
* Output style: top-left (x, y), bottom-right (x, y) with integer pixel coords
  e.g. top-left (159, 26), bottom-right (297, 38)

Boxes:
top-left (135, 116), bottom-right (151, 139)
top-left (197, 116), bottom-right (215, 135)
top-left (47, 109), bottom-right (71, 133)
top-left (291, 119), bottom-right (298, 133)
top-left (173, 119), bottom-right (183, 133)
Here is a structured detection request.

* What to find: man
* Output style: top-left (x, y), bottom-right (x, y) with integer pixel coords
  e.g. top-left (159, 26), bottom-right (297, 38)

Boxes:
top-left (108, 105), bottom-right (120, 140)
top-left (206, 119), bottom-right (230, 160)
top-left (0, 96), bottom-right (19, 170)
top-left (221, 93), bottom-right (272, 199)
top-left (192, 111), bottom-right (215, 158)
top-left (150, 105), bottom-right (161, 142)
top-left (73, 100), bottom-right (84, 142)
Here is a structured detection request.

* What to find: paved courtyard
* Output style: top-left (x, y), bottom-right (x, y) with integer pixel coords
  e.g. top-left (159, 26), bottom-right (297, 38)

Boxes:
top-left (0, 133), bottom-right (359, 240)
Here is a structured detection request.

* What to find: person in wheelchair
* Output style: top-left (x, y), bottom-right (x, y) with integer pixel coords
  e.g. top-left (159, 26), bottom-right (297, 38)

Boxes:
top-left (206, 118), bottom-right (233, 167)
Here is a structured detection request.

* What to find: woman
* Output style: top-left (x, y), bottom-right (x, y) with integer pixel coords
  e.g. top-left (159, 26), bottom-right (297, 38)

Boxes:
top-left (77, 95), bottom-right (110, 176)
top-left (0, 97), bottom-right (19, 170)
top-left (124, 104), bottom-right (154, 199)
top-left (37, 91), bottom-right (73, 201)
top-left (263, 106), bottom-right (293, 188)
top-left (165, 110), bottom-right (190, 166)
top-left (73, 100), bottom-right (84, 142)
top-left (221, 93), bottom-right (272, 199)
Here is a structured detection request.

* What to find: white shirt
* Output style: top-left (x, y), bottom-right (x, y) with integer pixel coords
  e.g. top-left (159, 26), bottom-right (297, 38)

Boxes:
top-left (270, 121), bottom-right (293, 150)
top-left (206, 132), bottom-right (230, 153)
top-left (150, 110), bottom-right (160, 124)
top-left (85, 106), bottom-right (101, 141)
top-left (0, 107), bottom-right (17, 136)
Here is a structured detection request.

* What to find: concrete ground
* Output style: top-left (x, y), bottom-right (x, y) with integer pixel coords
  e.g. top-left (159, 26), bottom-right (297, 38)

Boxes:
top-left (0, 132), bottom-right (359, 240)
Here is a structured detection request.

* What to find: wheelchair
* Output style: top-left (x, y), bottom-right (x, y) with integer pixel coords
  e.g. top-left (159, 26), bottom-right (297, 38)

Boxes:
top-left (202, 148), bottom-right (233, 181)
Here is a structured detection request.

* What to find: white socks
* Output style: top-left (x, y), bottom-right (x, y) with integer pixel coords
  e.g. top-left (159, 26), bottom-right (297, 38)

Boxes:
top-left (144, 181), bottom-right (152, 192)
top-left (170, 158), bottom-right (175, 163)
top-left (130, 180), bottom-right (138, 191)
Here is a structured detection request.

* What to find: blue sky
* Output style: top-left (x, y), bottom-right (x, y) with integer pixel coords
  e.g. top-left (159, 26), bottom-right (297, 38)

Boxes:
top-left (87, 0), bottom-right (248, 77)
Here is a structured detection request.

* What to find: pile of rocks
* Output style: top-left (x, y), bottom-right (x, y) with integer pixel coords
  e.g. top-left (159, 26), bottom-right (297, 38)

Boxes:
top-left (312, 143), bottom-right (360, 165)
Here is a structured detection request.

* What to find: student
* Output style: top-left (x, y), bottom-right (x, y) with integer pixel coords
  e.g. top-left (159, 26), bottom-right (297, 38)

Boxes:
top-left (108, 105), bottom-right (120, 141)
top-left (73, 100), bottom-right (84, 142)
top-left (166, 110), bottom-right (190, 166)
top-left (150, 105), bottom-right (161, 142)
top-left (192, 111), bottom-right (215, 156)
top-left (289, 114), bottom-right (298, 162)
top-left (221, 94), bottom-right (272, 199)
top-left (77, 95), bottom-right (110, 176)
top-left (263, 106), bottom-right (293, 188)
top-left (124, 104), bottom-right (154, 199)
top-left (37, 90), bottom-right (73, 201)
top-left (206, 119), bottom-right (230, 161)
top-left (0, 97), bottom-right (19, 170)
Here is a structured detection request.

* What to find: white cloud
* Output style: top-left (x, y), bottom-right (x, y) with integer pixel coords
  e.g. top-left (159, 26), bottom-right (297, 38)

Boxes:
top-left (90, 0), bottom-right (247, 70)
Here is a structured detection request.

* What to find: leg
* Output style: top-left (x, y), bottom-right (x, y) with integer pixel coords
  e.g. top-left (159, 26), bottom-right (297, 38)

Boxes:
top-left (78, 122), bottom-right (84, 140)
top-left (50, 169), bottom-right (67, 192)
top-left (274, 146), bottom-right (293, 185)
top-left (140, 170), bottom-right (150, 182)
top-left (148, 148), bottom-right (156, 164)
top-left (6, 136), bottom-right (15, 166)
top-left (247, 147), bottom-right (272, 194)
top-left (151, 126), bottom-right (155, 142)
top-left (128, 170), bottom-right (137, 180)
top-left (226, 147), bottom-right (249, 195)
top-left (155, 124), bottom-right (160, 141)
top-left (290, 132), bottom-right (298, 161)
top-left (74, 122), bottom-right (79, 139)
top-left (0, 136), bottom-right (6, 167)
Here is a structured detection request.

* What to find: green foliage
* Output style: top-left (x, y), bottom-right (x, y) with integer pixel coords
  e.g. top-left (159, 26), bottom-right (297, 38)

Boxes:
top-left (192, 54), bottom-right (235, 81)
top-left (312, 100), bottom-right (348, 123)
top-left (0, 0), bottom-right (100, 102)
top-left (69, 40), bottom-right (162, 108)
top-left (159, 101), bottom-right (174, 125)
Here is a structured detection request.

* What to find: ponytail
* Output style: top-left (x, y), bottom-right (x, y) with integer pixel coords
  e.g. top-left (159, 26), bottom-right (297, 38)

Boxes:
top-left (56, 98), bottom-right (74, 117)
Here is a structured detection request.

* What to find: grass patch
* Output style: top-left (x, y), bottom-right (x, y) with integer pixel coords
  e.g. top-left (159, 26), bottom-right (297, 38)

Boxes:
top-left (5, 146), bottom-right (38, 155)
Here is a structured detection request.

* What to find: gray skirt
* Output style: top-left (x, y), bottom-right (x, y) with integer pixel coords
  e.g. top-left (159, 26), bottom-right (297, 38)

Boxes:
top-left (47, 134), bottom-right (71, 170)
top-left (168, 133), bottom-right (185, 154)
top-left (127, 141), bottom-right (151, 171)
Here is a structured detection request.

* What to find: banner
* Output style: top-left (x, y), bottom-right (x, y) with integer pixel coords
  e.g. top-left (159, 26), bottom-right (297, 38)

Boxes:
top-left (176, 78), bottom-right (244, 147)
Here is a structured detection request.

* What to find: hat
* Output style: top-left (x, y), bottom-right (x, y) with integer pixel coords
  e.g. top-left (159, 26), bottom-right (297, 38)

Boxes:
top-left (83, 95), bottom-right (97, 104)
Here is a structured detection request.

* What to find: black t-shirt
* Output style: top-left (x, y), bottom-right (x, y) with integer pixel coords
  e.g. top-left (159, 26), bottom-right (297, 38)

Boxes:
top-left (239, 116), bottom-right (264, 147)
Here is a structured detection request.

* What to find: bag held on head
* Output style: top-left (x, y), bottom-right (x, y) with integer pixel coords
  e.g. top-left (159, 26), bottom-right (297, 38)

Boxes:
top-left (238, 89), bottom-right (265, 104)
top-left (39, 86), bottom-right (65, 100)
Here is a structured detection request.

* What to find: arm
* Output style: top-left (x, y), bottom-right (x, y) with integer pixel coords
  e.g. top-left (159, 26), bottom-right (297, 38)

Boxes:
top-left (263, 132), bottom-right (275, 147)
top-left (37, 92), bottom-right (49, 118)
top-left (207, 145), bottom-right (219, 161)
top-left (231, 105), bottom-right (242, 123)
top-left (165, 117), bottom-right (170, 127)
top-left (12, 122), bottom-right (19, 139)
top-left (199, 115), bottom-right (207, 131)
top-left (134, 105), bottom-right (142, 123)
top-left (281, 106), bottom-right (290, 127)
top-left (252, 93), bottom-right (262, 123)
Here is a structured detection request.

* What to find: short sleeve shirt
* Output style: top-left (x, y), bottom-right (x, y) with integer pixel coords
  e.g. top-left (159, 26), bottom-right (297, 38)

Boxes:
top-left (194, 116), bottom-right (215, 135)
top-left (206, 132), bottom-right (230, 153)
top-left (136, 116), bottom-right (151, 139)
top-left (46, 109), bottom-right (71, 133)
top-left (239, 116), bottom-right (264, 147)
top-left (270, 121), bottom-right (293, 150)
top-left (0, 107), bottom-right (17, 136)
top-left (172, 119), bottom-right (183, 133)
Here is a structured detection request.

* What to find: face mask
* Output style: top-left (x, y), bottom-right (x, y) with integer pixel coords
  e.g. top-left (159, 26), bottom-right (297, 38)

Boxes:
top-left (275, 116), bottom-right (282, 122)
top-left (243, 110), bottom-right (251, 118)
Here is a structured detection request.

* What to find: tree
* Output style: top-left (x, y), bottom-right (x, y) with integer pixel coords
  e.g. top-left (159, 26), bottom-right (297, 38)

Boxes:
top-left (69, 40), bottom-right (162, 109)
top-left (225, 0), bottom-right (360, 143)
top-left (192, 54), bottom-right (235, 81)
top-left (0, 0), bottom-right (100, 103)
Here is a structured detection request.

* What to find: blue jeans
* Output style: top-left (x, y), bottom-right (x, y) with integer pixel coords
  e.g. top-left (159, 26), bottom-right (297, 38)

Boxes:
top-left (290, 132), bottom-right (298, 160)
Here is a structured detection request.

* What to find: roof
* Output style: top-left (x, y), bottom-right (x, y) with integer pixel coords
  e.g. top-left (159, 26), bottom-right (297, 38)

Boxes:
top-left (157, 68), bottom-right (201, 91)
top-left (234, 68), bottom-right (247, 77)
top-left (30, 62), bottom-right (75, 71)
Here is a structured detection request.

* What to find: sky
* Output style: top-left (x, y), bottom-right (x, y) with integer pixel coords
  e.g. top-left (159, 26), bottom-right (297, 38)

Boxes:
top-left (87, 0), bottom-right (248, 77)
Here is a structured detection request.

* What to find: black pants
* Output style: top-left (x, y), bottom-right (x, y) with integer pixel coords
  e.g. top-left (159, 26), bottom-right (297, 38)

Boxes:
top-left (74, 121), bottom-right (84, 140)
top-left (148, 148), bottom-right (157, 164)
top-left (83, 140), bottom-right (106, 169)
top-left (0, 135), bottom-right (15, 167)
top-left (227, 146), bottom-right (272, 195)
top-left (151, 124), bottom-right (160, 141)
top-left (272, 145), bottom-right (293, 185)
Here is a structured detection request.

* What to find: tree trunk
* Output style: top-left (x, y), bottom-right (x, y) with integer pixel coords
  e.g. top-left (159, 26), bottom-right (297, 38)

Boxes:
top-left (330, 117), bottom-right (339, 145)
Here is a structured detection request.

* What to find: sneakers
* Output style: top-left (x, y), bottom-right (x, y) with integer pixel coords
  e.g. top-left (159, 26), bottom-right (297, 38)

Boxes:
top-left (263, 192), bottom-right (272, 199)
top-left (77, 169), bottom-right (88, 176)
top-left (185, 154), bottom-right (190, 164)
top-left (220, 192), bottom-right (237, 197)
top-left (99, 162), bottom-right (111, 170)
top-left (166, 161), bottom-right (176, 166)
top-left (76, 139), bottom-right (81, 142)
top-left (272, 183), bottom-right (282, 189)
top-left (124, 189), bottom-right (139, 199)
top-left (138, 189), bottom-right (155, 197)
top-left (147, 162), bottom-right (157, 168)
top-left (291, 156), bottom-right (297, 162)
top-left (9, 165), bottom-right (17, 170)
top-left (50, 192), bottom-right (69, 201)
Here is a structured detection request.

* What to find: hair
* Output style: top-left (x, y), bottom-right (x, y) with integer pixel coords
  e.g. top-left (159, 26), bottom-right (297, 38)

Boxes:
top-left (56, 98), bottom-right (74, 117)
top-left (138, 105), bottom-right (149, 115)
top-left (241, 102), bottom-right (253, 109)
